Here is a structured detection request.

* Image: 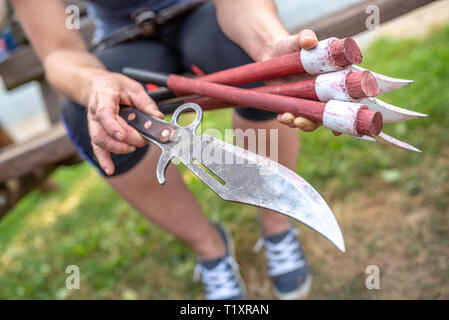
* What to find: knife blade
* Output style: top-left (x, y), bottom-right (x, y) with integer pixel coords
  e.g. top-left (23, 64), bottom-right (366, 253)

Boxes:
top-left (119, 103), bottom-right (345, 252)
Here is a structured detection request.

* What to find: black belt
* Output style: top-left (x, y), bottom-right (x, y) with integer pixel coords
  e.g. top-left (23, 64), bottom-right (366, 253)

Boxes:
top-left (90, 0), bottom-right (208, 53)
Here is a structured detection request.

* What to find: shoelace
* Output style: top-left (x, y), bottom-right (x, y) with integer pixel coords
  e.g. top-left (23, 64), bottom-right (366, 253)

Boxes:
top-left (254, 229), bottom-right (306, 277)
top-left (194, 256), bottom-right (242, 300)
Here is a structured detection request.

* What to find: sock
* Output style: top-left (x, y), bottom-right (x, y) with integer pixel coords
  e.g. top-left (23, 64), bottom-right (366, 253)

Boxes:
top-left (200, 256), bottom-right (225, 269)
top-left (265, 228), bottom-right (291, 244)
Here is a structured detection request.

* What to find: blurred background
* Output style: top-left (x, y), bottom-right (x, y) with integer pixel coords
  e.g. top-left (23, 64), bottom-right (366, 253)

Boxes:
top-left (0, 0), bottom-right (448, 299)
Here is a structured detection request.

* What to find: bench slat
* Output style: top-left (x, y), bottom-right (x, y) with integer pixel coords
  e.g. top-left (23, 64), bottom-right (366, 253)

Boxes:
top-left (0, 123), bottom-right (77, 183)
top-left (0, 17), bottom-right (95, 90)
top-left (294, 0), bottom-right (436, 39)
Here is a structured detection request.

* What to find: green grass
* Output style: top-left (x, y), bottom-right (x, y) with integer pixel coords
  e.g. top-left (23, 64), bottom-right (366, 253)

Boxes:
top-left (296, 26), bottom-right (449, 195)
top-left (1, 25), bottom-right (449, 299)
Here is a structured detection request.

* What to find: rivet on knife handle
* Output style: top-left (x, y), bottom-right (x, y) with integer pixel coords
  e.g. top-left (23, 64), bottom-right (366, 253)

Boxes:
top-left (119, 106), bottom-right (175, 144)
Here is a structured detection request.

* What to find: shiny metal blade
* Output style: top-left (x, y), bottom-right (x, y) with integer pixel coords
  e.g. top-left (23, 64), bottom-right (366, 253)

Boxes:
top-left (147, 103), bottom-right (345, 251)
top-left (356, 131), bottom-right (421, 152)
top-left (360, 97), bottom-right (427, 123)
top-left (356, 135), bottom-right (376, 142)
top-left (375, 132), bottom-right (422, 152)
top-left (350, 65), bottom-right (413, 94)
top-left (173, 133), bottom-right (345, 252)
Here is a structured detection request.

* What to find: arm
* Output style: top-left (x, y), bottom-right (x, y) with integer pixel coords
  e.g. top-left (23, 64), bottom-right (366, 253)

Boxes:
top-left (0, 0), bottom-right (7, 28)
top-left (11, 0), bottom-right (163, 175)
top-left (12, 0), bottom-right (100, 105)
top-left (214, 0), bottom-right (320, 130)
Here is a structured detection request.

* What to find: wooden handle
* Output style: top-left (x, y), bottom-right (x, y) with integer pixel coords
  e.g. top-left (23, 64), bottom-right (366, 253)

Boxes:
top-left (171, 70), bottom-right (378, 110)
top-left (168, 74), bottom-right (324, 121)
top-left (329, 38), bottom-right (363, 66)
top-left (356, 108), bottom-right (383, 136)
top-left (122, 38), bottom-right (362, 102)
top-left (201, 52), bottom-right (304, 86)
top-left (200, 37), bottom-right (362, 86)
top-left (346, 71), bottom-right (379, 99)
top-left (119, 106), bottom-right (176, 144)
top-left (167, 74), bottom-right (382, 136)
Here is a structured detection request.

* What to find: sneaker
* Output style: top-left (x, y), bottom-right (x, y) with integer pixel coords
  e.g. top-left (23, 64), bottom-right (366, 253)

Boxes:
top-left (254, 228), bottom-right (312, 300)
top-left (194, 223), bottom-right (247, 300)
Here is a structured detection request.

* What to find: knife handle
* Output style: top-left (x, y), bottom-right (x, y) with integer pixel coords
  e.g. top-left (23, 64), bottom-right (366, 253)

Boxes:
top-left (119, 106), bottom-right (176, 144)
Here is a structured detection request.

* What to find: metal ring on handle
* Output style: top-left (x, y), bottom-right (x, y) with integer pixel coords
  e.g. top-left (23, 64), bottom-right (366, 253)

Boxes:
top-left (171, 103), bottom-right (203, 134)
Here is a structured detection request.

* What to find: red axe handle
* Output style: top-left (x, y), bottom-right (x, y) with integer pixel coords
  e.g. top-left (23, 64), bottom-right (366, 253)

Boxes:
top-left (199, 38), bottom-right (362, 86)
top-left (166, 74), bottom-right (382, 136)
top-left (184, 80), bottom-right (318, 108)
top-left (123, 37), bottom-right (362, 101)
top-left (182, 70), bottom-right (379, 108)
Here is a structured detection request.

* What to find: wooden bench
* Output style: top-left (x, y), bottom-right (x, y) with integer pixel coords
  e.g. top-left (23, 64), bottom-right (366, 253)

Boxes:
top-left (0, 0), bottom-right (437, 216)
top-left (0, 0), bottom-right (92, 216)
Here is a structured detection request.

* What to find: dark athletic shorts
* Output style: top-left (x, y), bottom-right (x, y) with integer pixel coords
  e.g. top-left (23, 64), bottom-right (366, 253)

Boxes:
top-left (61, 1), bottom-right (277, 176)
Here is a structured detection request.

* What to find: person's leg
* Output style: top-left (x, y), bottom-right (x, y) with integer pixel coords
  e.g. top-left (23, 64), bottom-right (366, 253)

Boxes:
top-left (177, 2), bottom-right (311, 299)
top-left (232, 114), bottom-right (300, 235)
top-left (107, 142), bottom-right (226, 260)
top-left (176, 2), bottom-right (295, 236)
top-left (61, 40), bottom-right (225, 260)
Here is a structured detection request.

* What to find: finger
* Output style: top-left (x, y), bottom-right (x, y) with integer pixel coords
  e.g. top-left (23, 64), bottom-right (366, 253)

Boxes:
top-left (119, 93), bottom-right (132, 106)
top-left (88, 92), bottom-right (98, 114)
top-left (293, 117), bottom-right (321, 131)
top-left (90, 119), bottom-right (136, 154)
top-left (117, 116), bottom-right (149, 148)
top-left (271, 29), bottom-right (318, 58)
top-left (127, 82), bottom-right (165, 119)
top-left (332, 131), bottom-right (343, 136)
top-left (277, 113), bottom-right (296, 128)
top-left (272, 35), bottom-right (301, 57)
top-left (298, 29), bottom-right (318, 49)
top-left (93, 132), bottom-right (136, 154)
top-left (92, 145), bottom-right (115, 176)
top-left (96, 91), bottom-right (127, 141)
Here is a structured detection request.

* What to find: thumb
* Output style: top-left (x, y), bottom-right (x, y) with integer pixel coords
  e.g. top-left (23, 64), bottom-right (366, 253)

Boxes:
top-left (297, 29), bottom-right (318, 49)
top-left (293, 116), bottom-right (321, 132)
top-left (272, 29), bottom-right (318, 57)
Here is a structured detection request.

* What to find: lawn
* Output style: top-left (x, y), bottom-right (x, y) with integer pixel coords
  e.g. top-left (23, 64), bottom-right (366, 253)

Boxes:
top-left (0, 25), bottom-right (448, 299)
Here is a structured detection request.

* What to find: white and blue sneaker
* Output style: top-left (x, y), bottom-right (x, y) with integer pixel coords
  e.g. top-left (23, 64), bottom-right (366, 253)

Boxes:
top-left (254, 228), bottom-right (312, 300)
top-left (194, 223), bottom-right (247, 300)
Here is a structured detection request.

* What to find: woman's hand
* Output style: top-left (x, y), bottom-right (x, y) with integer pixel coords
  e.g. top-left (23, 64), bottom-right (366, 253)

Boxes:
top-left (259, 29), bottom-right (322, 132)
top-left (214, 1), bottom-right (321, 131)
top-left (11, 0), bottom-right (163, 175)
top-left (86, 71), bottom-right (164, 175)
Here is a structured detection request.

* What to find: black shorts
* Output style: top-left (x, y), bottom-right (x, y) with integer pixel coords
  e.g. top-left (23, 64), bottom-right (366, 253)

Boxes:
top-left (61, 1), bottom-right (276, 177)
